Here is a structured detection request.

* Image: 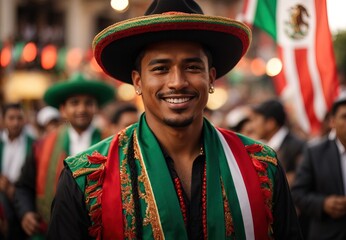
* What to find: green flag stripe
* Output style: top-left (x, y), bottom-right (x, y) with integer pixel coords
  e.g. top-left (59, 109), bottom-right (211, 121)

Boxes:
top-left (254, 0), bottom-right (277, 41)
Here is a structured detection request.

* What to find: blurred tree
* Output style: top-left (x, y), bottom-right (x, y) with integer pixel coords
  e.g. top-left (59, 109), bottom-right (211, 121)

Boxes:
top-left (333, 31), bottom-right (346, 78)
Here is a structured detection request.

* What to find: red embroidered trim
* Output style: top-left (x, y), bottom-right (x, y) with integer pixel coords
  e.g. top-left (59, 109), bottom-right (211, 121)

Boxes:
top-left (245, 145), bottom-right (274, 229)
top-left (85, 151), bottom-right (107, 240)
top-left (202, 162), bottom-right (207, 239)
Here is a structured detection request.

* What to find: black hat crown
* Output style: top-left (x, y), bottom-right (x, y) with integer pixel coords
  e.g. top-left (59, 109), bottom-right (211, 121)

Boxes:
top-left (145, 0), bottom-right (204, 15)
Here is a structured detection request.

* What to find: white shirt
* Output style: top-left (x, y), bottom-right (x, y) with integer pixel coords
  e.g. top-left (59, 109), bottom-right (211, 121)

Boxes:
top-left (1, 130), bottom-right (27, 183)
top-left (335, 138), bottom-right (346, 195)
top-left (68, 125), bottom-right (95, 156)
top-left (267, 126), bottom-right (289, 151)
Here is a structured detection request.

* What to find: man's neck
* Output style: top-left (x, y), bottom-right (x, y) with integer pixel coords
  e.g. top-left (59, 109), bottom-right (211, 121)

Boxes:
top-left (70, 125), bottom-right (91, 136)
top-left (148, 119), bottom-right (203, 163)
top-left (5, 131), bottom-right (22, 142)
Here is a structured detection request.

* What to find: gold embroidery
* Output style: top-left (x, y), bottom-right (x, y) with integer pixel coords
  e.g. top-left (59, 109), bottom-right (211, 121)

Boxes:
top-left (133, 130), bottom-right (164, 240)
top-left (73, 165), bottom-right (104, 178)
top-left (120, 149), bottom-right (136, 239)
top-left (221, 180), bottom-right (234, 237)
top-left (250, 154), bottom-right (277, 166)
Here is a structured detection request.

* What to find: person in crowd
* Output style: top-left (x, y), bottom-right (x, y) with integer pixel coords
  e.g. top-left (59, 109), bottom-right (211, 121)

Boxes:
top-left (109, 103), bottom-right (139, 135)
top-left (0, 103), bottom-right (35, 239)
top-left (36, 106), bottom-right (61, 137)
top-left (250, 99), bottom-right (306, 187)
top-left (48, 0), bottom-right (302, 239)
top-left (14, 73), bottom-right (114, 238)
top-left (291, 95), bottom-right (346, 240)
top-left (225, 105), bottom-right (254, 137)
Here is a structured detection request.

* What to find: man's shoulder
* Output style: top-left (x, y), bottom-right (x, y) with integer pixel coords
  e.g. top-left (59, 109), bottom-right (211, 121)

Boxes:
top-left (306, 136), bottom-right (333, 152)
top-left (236, 133), bottom-right (277, 163)
top-left (219, 129), bottom-right (278, 167)
top-left (64, 135), bottom-right (115, 175)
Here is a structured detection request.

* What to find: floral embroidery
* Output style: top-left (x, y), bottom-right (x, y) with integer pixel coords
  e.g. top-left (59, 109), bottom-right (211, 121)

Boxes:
top-left (79, 151), bottom-right (108, 240)
top-left (245, 143), bottom-right (275, 238)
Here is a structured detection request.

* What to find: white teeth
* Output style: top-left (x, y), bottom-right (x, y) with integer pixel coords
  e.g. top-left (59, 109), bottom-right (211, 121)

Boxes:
top-left (165, 97), bottom-right (190, 104)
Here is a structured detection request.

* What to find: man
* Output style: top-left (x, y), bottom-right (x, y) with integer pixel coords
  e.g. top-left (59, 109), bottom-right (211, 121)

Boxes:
top-left (291, 96), bottom-right (346, 240)
top-left (250, 99), bottom-right (306, 186)
top-left (36, 106), bottom-right (61, 137)
top-left (48, 1), bottom-right (302, 239)
top-left (225, 105), bottom-right (254, 138)
top-left (14, 73), bottom-right (114, 238)
top-left (0, 103), bottom-right (35, 239)
top-left (109, 103), bottom-right (139, 135)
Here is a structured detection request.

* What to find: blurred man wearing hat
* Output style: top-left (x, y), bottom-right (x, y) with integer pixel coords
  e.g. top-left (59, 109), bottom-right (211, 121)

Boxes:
top-left (0, 103), bottom-right (35, 239)
top-left (14, 73), bottom-right (114, 238)
top-left (36, 106), bottom-right (61, 137)
top-left (48, 1), bottom-right (302, 239)
top-left (292, 96), bottom-right (346, 240)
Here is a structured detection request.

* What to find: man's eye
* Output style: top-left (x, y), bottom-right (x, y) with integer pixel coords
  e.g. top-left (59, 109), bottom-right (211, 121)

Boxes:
top-left (151, 66), bottom-right (168, 72)
top-left (187, 65), bottom-right (202, 71)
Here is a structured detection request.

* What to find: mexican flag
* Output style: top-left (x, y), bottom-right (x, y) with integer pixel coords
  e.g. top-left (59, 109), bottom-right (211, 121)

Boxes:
top-left (240, 0), bottom-right (339, 135)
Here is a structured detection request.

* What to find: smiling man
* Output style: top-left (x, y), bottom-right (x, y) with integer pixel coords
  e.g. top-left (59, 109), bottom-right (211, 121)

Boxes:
top-left (48, 1), bottom-right (302, 239)
top-left (14, 73), bottom-right (114, 238)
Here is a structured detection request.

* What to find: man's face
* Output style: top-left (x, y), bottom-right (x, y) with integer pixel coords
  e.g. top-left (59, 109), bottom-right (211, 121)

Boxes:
top-left (112, 111), bottom-right (138, 134)
top-left (249, 112), bottom-right (271, 141)
top-left (132, 41), bottom-right (216, 128)
top-left (3, 108), bottom-right (25, 139)
top-left (331, 104), bottom-right (346, 144)
top-left (60, 94), bottom-right (97, 133)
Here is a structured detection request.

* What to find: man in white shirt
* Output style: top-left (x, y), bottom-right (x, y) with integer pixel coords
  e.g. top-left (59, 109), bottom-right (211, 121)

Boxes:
top-left (0, 103), bottom-right (35, 239)
top-left (14, 73), bottom-right (114, 238)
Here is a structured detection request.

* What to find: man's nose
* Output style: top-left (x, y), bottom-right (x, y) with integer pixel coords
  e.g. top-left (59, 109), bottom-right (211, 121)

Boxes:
top-left (167, 68), bottom-right (188, 90)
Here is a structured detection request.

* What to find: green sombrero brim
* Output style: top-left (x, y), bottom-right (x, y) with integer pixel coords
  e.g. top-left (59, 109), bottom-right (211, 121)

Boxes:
top-left (93, 13), bottom-right (251, 84)
top-left (43, 80), bottom-right (115, 109)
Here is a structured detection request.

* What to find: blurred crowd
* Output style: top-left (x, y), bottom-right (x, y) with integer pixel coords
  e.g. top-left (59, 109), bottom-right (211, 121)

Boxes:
top-left (0, 71), bottom-right (345, 239)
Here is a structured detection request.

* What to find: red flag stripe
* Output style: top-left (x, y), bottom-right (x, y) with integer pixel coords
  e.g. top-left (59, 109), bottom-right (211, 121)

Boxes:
top-left (294, 48), bottom-right (321, 134)
top-left (315, 0), bottom-right (339, 108)
top-left (274, 47), bottom-right (287, 95)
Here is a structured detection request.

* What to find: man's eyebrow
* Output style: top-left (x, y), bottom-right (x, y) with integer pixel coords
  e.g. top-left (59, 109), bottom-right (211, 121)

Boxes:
top-left (147, 57), bottom-right (204, 66)
top-left (183, 57), bottom-right (204, 63)
top-left (148, 59), bottom-right (171, 66)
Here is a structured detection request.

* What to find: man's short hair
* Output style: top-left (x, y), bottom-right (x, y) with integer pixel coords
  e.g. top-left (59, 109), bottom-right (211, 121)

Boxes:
top-left (111, 103), bottom-right (138, 124)
top-left (331, 96), bottom-right (346, 116)
top-left (2, 103), bottom-right (23, 117)
top-left (252, 99), bottom-right (286, 127)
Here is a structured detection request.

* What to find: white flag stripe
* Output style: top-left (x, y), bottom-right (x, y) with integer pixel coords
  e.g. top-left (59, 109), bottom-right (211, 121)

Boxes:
top-left (307, 40), bottom-right (327, 121)
top-left (216, 129), bottom-right (255, 240)
top-left (282, 48), bottom-right (311, 132)
top-left (242, 0), bottom-right (257, 23)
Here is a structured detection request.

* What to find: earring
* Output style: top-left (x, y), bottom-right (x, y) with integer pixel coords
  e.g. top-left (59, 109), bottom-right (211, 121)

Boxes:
top-left (136, 89), bottom-right (142, 95)
top-left (209, 85), bottom-right (215, 94)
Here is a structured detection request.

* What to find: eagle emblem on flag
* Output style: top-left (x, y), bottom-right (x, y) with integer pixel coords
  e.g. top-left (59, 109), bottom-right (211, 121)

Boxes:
top-left (285, 4), bottom-right (310, 40)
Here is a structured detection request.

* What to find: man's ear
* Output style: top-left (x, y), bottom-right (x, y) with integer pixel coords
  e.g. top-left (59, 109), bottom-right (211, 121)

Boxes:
top-left (59, 104), bottom-right (66, 119)
top-left (209, 67), bottom-right (216, 85)
top-left (132, 70), bottom-right (142, 91)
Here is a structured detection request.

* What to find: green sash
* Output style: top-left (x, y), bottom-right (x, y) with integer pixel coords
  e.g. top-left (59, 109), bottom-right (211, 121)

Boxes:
top-left (67, 115), bottom-right (277, 239)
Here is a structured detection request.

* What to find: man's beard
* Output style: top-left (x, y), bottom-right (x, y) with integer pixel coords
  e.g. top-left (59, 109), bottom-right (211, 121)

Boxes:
top-left (163, 117), bottom-right (194, 128)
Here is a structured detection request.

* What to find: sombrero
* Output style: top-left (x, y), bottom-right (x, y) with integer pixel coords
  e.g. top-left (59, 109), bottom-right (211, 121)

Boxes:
top-left (93, 0), bottom-right (252, 84)
top-left (43, 73), bottom-right (115, 108)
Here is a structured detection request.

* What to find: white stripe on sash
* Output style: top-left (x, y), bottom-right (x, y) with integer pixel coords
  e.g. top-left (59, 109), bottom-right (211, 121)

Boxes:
top-left (216, 129), bottom-right (255, 239)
